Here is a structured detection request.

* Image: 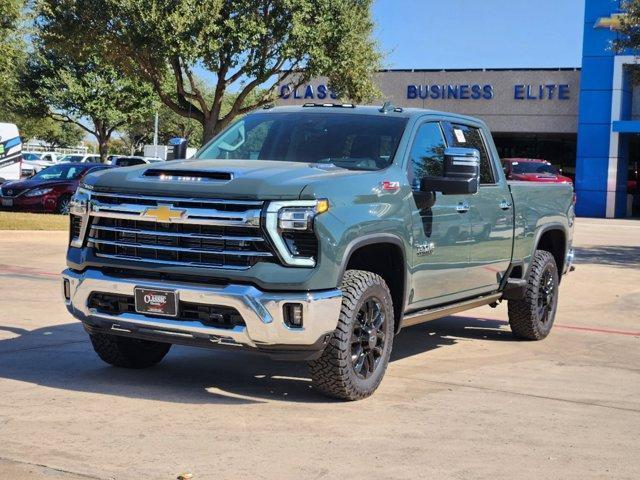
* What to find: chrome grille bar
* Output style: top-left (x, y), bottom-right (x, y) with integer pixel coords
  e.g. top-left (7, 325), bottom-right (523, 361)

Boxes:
top-left (89, 238), bottom-right (273, 257)
top-left (90, 191), bottom-right (263, 206)
top-left (90, 225), bottom-right (264, 242)
top-left (93, 253), bottom-right (253, 270)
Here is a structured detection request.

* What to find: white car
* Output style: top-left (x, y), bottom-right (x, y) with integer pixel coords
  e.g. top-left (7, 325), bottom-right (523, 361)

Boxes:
top-left (109, 156), bottom-right (164, 167)
top-left (21, 152), bottom-right (57, 177)
top-left (58, 153), bottom-right (102, 163)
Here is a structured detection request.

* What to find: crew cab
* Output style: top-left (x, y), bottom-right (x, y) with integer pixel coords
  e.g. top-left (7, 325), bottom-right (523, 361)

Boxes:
top-left (62, 105), bottom-right (575, 400)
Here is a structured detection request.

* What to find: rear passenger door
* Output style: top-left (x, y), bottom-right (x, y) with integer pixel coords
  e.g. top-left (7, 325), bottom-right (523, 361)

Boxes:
top-left (407, 120), bottom-right (476, 308)
top-left (443, 122), bottom-right (514, 293)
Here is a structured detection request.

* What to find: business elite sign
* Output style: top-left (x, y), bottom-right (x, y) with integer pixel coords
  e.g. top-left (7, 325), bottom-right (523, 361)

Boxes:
top-left (408, 84), bottom-right (571, 101)
top-left (280, 83), bottom-right (571, 101)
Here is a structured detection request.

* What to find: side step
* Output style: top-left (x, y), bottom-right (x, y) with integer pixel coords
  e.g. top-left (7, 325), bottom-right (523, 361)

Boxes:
top-left (401, 293), bottom-right (502, 329)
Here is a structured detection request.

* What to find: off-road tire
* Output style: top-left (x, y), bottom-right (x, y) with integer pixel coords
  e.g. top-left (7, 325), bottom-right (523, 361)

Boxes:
top-left (508, 250), bottom-right (559, 340)
top-left (308, 270), bottom-right (394, 401)
top-left (89, 332), bottom-right (171, 368)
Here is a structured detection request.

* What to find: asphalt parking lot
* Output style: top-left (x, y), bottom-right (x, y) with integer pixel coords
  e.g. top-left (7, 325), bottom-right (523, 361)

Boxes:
top-left (0, 218), bottom-right (639, 480)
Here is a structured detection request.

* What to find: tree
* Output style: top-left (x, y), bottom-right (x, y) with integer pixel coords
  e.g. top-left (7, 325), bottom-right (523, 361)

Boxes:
top-left (0, 0), bottom-right (25, 108)
top-left (35, 0), bottom-right (381, 143)
top-left (8, 115), bottom-right (85, 148)
top-left (24, 50), bottom-right (157, 161)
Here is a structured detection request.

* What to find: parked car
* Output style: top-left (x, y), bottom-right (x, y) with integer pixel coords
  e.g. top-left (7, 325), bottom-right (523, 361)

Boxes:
top-left (109, 156), bottom-right (164, 167)
top-left (502, 158), bottom-right (572, 184)
top-left (59, 153), bottom-right (102, 163)
top-left (21, 151), bottom-right (55, 177)
top-left (1, 162), bottom-right (112, 214)
top-left (0, 122), bottom-right (22, 184)
top-left (62, 104), bottom-right (575, 400)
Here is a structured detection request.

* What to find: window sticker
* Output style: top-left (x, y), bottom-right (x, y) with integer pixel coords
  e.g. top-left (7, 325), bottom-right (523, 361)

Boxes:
top-left (453, 128), bottom-right (466, 143)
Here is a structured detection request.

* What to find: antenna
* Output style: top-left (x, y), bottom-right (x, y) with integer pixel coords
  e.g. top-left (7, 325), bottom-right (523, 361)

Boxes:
top-left (379, 101), bottom-right (394, 113)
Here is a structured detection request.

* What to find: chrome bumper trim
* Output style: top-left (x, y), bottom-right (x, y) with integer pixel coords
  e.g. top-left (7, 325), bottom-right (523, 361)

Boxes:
top-left (62, 268), bottom-right (342, 348)
top-left (565, 248), bottom-right (575, 273)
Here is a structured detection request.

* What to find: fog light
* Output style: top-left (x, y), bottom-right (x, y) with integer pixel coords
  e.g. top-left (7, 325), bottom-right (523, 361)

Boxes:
top-left (283, 303), bottom-right (303, 328)
top-left (62, 279), bottom-right (71, 300)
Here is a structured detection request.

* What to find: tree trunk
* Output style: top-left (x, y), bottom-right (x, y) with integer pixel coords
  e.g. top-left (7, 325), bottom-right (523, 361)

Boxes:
top-left (202, 117), bottom-right (218, 144)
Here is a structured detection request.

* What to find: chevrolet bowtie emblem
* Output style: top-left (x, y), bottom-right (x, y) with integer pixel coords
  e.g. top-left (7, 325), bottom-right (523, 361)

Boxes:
top-left (143, 205), bottom-right (185, 222)
top-left (594, 13), bottom-right (625, 30)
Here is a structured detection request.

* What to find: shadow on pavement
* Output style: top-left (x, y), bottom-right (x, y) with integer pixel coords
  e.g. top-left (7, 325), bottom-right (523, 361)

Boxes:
top-left (574, 245), bottom-right (640, 268)
top-left (0, 315), bottom-right (513, 404)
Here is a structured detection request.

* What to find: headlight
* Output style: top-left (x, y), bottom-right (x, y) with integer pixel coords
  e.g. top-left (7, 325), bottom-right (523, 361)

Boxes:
top-left (69, 187), bottom-right (92, 247)
top-left (25, 188), bottom-right (53, 197)
top-left (266, 199), bottom-right (329, 267)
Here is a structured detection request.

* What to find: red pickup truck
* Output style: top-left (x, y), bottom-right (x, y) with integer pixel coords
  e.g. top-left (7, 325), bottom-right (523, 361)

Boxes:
top-left (501, 158), bottom-right (572, 184)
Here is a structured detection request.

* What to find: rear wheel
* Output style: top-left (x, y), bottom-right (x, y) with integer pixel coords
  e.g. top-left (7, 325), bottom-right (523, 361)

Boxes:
top-left (89, 332), bottom-right (171, 368)
top-left (508, 250), bottom-right (559, 340)
top-left (308, 270), bottom-right (394, 400)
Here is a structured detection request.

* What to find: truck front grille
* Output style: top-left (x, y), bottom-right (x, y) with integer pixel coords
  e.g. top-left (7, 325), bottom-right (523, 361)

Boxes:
top-left (84, 192), bottom-right (274, 270)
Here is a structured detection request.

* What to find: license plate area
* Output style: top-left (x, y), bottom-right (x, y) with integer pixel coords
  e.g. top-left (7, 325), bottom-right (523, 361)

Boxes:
top-left (134, 287), bottom-right (178, 317)
top-left (1, 198), bottom-right (13, 207)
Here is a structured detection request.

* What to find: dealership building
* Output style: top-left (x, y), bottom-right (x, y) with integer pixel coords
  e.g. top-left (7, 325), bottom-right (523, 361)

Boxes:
top-left (277, 0), bottom-right (639, 218)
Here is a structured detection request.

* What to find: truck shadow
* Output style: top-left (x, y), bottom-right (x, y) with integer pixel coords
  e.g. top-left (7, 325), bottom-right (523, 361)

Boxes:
top-left (0, 316), bottom-right (512, 405)
top-left (574, 245), bottom-right (640, 268)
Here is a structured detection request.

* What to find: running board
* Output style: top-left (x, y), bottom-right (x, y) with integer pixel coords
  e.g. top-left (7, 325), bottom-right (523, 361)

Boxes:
top-left (401, 293), bottom-right (502, 328)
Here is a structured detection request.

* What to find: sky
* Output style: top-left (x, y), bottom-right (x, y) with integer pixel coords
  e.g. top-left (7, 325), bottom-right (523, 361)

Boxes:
top-left (372, 0), bottom-right (585, 69)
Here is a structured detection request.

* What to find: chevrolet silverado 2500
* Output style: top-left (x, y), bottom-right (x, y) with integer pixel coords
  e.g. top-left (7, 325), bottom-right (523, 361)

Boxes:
top-left (62, 104), bottom-right (575, 400)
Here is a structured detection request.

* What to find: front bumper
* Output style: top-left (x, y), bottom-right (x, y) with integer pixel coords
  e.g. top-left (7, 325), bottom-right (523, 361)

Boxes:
top-left (62, 268), bottom-right (342, 360)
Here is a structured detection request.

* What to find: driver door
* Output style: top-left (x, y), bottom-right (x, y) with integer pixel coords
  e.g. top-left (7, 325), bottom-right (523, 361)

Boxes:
top-left (407, 120), bottom-right (475, 309)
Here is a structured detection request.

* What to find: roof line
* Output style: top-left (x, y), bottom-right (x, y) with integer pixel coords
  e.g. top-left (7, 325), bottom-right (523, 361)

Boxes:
top-left (378, 67), bottom-right (581, 73)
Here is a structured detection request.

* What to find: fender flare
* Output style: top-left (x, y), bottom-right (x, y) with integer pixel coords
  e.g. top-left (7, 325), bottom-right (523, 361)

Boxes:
top-left (526, 222), bottom-right (568, 278)
top-left (337, 233), bottom-right (410, 326)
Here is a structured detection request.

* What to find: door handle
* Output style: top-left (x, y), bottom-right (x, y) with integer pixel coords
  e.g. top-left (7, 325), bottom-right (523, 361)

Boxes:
top-left (499, 199), bottom-right (512, 210)
top-left (456, 201), bottom-right (470, 213)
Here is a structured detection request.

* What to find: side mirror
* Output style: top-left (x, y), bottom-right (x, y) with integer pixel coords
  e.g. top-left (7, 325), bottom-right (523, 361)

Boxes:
top-left (420, 147), bottom-right (480, 195)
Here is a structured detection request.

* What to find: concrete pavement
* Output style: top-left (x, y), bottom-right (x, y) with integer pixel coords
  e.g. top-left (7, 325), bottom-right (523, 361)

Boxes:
top-left (0, 219), bottom-right (639, 479)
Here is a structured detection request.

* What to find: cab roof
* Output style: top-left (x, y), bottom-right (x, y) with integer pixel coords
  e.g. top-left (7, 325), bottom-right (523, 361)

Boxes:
top-left (261, 104), bottom-right (484, 124)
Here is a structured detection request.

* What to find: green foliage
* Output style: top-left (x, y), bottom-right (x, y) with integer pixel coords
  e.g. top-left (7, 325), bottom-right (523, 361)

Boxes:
top-left (35, 0), bottom-right (382, 142)
top-left (0, 0), bottom-right (26, 107)
top-left (615, 3), bottom-right (640, 84)
top-left (24, 48), bottom-right (157, 160)
top-left (7, 114), bottom-right (85, 148)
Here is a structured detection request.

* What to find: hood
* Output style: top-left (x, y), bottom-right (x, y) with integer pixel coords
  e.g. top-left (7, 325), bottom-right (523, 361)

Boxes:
top-left (511, 172), bottom-right (572, 184)
top-left (84, 159), bottom-right (362, 199)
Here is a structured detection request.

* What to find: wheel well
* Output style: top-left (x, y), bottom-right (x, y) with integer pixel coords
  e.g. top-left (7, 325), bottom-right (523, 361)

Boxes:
top-left (536, 229), bottom-right (565, 273)
top-left (345, 242), bottom-right (405, 332)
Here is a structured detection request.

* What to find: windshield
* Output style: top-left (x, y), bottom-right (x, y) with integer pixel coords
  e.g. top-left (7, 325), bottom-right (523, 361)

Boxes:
top-left (23, 153), bottom-right (41, 161)
top-left (196, 112), bottom-right (409, 171)
top-left (32, 164), bottom-right (86, 181)
top-left (65, 155), bottom-right (85, 163)
top-left (510, 161), bottom-right (558, 175)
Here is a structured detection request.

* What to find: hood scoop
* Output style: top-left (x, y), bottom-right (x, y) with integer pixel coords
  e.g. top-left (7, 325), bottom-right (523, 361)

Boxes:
top-left (143, 169), bottom-right (232, 182)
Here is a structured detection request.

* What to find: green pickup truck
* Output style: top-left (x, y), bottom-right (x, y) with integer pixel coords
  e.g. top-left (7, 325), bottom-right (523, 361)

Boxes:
top-left (62, 104), bottom-right (575, 400)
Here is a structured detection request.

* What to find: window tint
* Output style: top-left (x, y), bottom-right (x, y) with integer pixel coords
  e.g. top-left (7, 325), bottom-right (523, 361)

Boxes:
top-left (197, 113), bottom-right (408, 171)
top-left (408, 122), bottom-right (446, 189)
top-left (446, 123), bottom-right (495, 184)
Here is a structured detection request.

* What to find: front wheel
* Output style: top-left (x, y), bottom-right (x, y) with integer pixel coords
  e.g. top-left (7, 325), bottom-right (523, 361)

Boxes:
top-left (508, 250), bottom-right (559, 340)
top-left (89, 333), bottom-right (171, 368)
top-left (57, 195), bottom-right (71, 214)
top-left (308, 270), bottom-right (394, 401)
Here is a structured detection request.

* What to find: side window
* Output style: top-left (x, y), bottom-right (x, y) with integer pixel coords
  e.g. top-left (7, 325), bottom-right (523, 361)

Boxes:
top-left (408, 122), bottom-right (446, 189)
top-left (445, 123), bottom-right (495, 184)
